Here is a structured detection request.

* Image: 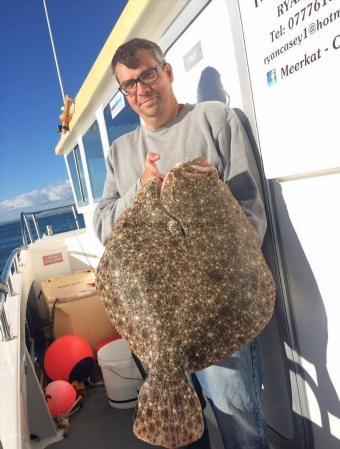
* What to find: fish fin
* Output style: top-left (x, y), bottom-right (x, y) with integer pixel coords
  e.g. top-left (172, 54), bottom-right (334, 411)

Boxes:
top-left (133, 371), bottom-right (203, 448)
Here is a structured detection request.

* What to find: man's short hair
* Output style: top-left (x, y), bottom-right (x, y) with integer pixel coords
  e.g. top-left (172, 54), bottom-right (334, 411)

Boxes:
top-left (111, 38), bottom-right (165, 77)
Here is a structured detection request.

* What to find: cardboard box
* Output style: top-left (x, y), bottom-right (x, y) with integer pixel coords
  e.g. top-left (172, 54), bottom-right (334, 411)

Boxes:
top-left (41, 271), bottom-right (117, 349)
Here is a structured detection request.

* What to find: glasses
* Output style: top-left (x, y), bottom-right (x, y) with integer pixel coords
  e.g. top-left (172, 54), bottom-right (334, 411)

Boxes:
top-left (118, 63), bottom-right (165, 96)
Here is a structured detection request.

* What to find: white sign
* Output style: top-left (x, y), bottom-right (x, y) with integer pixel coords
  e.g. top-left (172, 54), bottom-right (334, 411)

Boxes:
top-left (238, 0), bottom-right (340, 179)
top-left (110, 91), bottom-right (125, 120)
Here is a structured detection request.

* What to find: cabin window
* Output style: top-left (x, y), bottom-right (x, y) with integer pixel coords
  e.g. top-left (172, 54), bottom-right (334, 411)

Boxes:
top-left (103, 92), bottom-right (140, 146)
top-left (66, 145), bottom-right (89, 205)
top-left (82, 121), bottom-right (106, 200)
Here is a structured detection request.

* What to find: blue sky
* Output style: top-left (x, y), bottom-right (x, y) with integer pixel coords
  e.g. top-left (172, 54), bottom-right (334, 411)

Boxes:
top-left (0, 0), bottom-right (128, 222)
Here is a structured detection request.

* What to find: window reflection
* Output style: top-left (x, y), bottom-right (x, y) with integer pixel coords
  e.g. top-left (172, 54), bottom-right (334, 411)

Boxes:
top-left (83, 121), bottom-right (106, 200)
top-left (66, 145), bottom-right (88, 205)
top-left (104, 92), bottom-right (140, 146)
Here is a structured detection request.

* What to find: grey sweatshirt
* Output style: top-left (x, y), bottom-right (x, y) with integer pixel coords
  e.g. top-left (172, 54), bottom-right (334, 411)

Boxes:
top-left (93, 101), bottom-right (267, 246)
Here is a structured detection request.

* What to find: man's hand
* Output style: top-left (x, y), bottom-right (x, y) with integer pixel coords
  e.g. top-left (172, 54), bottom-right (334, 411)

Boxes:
top-left (141, 152), bottom-right (164, 185)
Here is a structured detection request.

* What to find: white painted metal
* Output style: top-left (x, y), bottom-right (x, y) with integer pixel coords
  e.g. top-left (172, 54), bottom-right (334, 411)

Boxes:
top-left (278, 173), bottom-right (340, 444)
top-left (167, 0), bottom-right (243, 109)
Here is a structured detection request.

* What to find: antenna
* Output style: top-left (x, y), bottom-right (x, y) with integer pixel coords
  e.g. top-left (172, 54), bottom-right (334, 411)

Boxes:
top-left (42, 0), bottom-right (66, 102)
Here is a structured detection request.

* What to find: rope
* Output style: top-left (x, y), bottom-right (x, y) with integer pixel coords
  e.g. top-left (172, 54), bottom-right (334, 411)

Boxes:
top-left (49, 298), bottom-right (58, 338)
top-left (42, 0), bottom-right (66, 102)
top-left (66, 215), bottom-right (96, 277)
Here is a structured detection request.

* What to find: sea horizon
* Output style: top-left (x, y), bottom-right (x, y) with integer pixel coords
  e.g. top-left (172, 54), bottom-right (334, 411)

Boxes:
top-left (0, 217), bottom-right (21, 226)
top-left (0, 199), bottom-right (75, 226)
top-left (0, 208), bottom-right (85, 275)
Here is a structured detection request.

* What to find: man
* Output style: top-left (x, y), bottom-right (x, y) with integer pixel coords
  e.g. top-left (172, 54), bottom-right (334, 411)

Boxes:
top-left (94, 38), bottom-right (269, 449)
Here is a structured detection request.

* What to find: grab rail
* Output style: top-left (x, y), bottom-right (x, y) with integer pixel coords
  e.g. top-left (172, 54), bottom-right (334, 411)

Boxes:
top-left (1, 204), bottom-right (83, 341)
top-left (0, 247), bottom-right (21, 342)
top-left (20, 204), bottom-right (81, 245)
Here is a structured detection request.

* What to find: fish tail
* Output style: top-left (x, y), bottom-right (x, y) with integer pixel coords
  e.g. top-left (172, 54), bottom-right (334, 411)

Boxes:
top-left (133, 370), bottom-right (203, 448)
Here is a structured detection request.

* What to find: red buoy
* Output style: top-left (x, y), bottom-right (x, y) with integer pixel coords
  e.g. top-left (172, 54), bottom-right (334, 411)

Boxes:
top-left (44, 335), bottom-right (94, 382)
top-left (45, 380), bottom-right (77, 417)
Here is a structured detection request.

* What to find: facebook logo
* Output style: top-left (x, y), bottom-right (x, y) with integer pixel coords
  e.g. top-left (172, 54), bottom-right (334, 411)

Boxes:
top-left (267, 69), bottom-right (277, 87)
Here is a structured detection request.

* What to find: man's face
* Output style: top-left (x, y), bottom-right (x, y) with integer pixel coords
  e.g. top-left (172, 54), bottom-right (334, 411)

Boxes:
top-left (115, 49), bottom-right (174, 125)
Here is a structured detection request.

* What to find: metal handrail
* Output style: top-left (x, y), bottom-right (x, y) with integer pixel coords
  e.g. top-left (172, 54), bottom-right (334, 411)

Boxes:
top-left (0, 247), bottom-right (21, 342)
top-left (20, 203), bottom-right (80, 246)
top-left (2, 204), bottom-right (82, 341)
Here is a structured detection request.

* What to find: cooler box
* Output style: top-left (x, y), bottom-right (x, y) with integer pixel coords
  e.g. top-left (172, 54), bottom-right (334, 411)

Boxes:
top-left (41, 271), bottom-right (117, 349)
top-left (97, 339), bottom-right (147, 409)
top-left (41, 270), bottom-right (96, 308)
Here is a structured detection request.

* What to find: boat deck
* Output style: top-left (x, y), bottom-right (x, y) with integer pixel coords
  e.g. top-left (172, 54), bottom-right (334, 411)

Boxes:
top-left (46, 378), bottom-right (224, 449)
top-left (1, 228), bottom-right (225, 449)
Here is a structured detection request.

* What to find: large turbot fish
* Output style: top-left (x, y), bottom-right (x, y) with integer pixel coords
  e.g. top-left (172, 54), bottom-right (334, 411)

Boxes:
top-left (96, 159), bottom-right (276, 448)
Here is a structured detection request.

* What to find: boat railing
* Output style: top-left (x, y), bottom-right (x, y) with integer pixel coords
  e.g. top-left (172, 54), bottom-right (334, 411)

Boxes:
top-left (0, 247), bottom-right (21, 342)
top-left (1, 204), bottom-right (83, 341)
top-left (20, 203), bottom-right (81, 246)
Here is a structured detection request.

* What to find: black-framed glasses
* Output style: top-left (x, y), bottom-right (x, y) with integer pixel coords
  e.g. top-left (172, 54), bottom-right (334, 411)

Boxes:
top-left (118, 63), bottom-right (166, 96)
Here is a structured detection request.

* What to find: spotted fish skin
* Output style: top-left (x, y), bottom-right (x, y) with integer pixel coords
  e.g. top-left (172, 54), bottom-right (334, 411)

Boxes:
top-left (96, 159), bottom-right (276, 448)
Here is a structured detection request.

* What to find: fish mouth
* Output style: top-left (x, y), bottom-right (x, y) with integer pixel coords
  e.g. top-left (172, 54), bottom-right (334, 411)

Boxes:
top-left (160, 162), bottom-right (215, 195)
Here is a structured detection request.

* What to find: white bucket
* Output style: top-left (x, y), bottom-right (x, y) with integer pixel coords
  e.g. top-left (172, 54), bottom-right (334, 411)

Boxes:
top-left (97, 338), bottom-right (146, 409)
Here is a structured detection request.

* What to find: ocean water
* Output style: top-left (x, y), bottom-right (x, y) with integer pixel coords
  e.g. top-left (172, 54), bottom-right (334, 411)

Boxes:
top-left (0, 210), bottom-right (85, 276)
